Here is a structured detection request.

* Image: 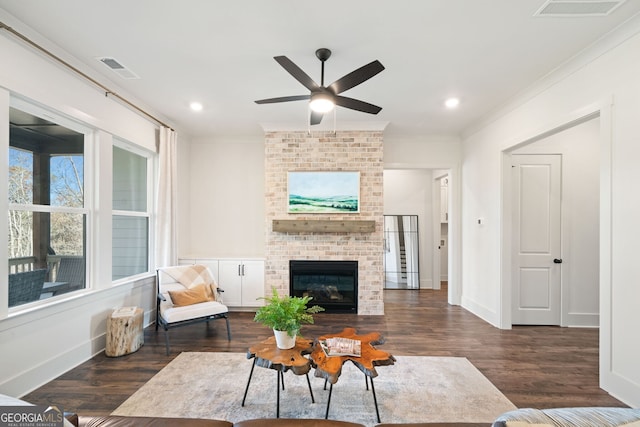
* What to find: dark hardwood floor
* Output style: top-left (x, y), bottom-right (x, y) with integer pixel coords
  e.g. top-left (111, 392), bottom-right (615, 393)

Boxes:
top-left (23, 285), bottom-right (627, 416)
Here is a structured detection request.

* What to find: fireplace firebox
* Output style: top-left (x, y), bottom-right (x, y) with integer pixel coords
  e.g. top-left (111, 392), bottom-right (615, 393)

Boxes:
top-left (289, 260), bottom-right (358, 313)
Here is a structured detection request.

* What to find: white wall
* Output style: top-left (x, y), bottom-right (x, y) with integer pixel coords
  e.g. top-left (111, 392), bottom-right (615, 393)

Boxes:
top-left (177, 136), bottom-right (462, 291)
top-left (384, 137), bottom-right (461, 169)
top-left (383, 169), bottom-right (433, 288)
top-left (512, 118), bottom-right (600, 327)
top-left (178, 136), bottom-right (461, 263)
top-left (0, 21), bottom-right (157, 152)
top-left (383, 137), bottom-right (462, 303)
top-left (179, 135), bottom-right (463, 261)
top-left (179, 137), bottom-right (265, 258)
top-left (460, 18), bottom-right (640, 406)
top-left (0, 15), bottom-right (160, 397)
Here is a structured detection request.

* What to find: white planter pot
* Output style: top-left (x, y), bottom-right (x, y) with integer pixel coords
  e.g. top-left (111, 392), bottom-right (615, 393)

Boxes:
top-left (273, 329), bottom-right (296, 349)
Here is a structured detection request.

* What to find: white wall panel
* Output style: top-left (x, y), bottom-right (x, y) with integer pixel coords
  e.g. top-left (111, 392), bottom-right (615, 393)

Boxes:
top-left (0, 276), bottom-right (155, 397)
top-left (461, 21), bottom-right (640, 406)
top-left (183, 138), bottom-right (265, 258)
top-left (383, 169), bottom-right (433, 288)
top-left (514, 119), bottom-right (600, 326)
top-left (0, 37), bottom-right (157, 152)
top-left (0, 27), bottom-right (159, 397)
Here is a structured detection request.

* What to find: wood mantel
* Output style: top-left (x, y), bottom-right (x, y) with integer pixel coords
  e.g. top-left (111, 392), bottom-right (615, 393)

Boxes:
top-left (272, 219), bottom-right (376, 233)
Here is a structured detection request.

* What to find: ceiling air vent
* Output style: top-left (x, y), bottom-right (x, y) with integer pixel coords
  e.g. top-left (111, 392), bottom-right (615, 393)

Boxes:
top-left (97, 57), bottom-right (140, 79)
top-left (535, 0), bottom-right (627, 16)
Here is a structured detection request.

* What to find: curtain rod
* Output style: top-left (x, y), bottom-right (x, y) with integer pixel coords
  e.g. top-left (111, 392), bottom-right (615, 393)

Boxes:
top-left (0, 21), bottom-right (174, 131)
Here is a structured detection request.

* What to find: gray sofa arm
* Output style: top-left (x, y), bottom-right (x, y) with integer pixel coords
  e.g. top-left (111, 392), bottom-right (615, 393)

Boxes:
top-left (493, 407), bottom-right (640, 427)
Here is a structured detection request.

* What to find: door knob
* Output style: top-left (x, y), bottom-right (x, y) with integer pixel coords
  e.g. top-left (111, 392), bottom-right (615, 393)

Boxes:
top-left (553, 258), bottom-right (563, 264)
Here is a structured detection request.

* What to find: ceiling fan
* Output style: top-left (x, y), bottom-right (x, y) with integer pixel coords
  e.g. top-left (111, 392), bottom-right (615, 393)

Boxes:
top-left (255, 48), bottom-right (385, 125)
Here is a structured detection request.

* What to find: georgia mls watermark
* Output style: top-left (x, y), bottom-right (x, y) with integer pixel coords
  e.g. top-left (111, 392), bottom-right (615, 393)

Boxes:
top-left (0, 405), bottom-right (64, 427)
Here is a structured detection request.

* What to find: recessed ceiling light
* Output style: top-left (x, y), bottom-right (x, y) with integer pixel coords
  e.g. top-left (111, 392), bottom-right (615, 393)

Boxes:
top-left (444, 98), bottom-right (460, 109)
top-left (190, 102), bottom-right (203, 111)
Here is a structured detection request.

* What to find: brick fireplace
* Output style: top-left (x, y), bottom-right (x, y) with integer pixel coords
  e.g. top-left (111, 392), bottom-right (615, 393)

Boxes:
top-left (264, 130), bottom-right (384, 315)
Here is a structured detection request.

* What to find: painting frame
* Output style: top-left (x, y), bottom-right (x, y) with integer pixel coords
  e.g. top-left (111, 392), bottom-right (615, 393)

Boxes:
top-left (288, 171), bottom-right (360, 214)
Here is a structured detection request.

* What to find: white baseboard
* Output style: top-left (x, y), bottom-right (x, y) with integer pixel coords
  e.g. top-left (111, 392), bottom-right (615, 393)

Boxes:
top-left (564, 312), bottom-right (599, 328)
top-left (2, 335), bottom-right (99, 399)
top-left (461, 295), bottom-right (501, 328)
top-left (421, 278), bottom-right (433, 289)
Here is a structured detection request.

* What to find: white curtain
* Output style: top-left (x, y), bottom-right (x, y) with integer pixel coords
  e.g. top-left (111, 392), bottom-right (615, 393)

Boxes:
top-left (155, 126), bottom-right (178, 268)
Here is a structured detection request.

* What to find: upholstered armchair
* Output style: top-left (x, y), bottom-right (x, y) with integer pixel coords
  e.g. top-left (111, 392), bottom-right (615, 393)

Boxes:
top-left (156, 264), bottom-right (231, 354)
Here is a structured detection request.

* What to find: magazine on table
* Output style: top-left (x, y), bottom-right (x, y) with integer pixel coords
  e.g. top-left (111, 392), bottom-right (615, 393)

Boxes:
top-left (320, 337), bottom-right (362, 357)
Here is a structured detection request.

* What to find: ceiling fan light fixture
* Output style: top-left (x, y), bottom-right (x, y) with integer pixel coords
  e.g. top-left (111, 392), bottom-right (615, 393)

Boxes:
top-left (255, 48), bottom-right (384, 124)
top-left (309, 92), bottom-right (335, 113)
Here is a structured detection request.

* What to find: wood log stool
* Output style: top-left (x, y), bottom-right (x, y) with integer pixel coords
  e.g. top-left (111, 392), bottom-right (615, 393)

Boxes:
top-left (106, 307), bottom-right (144, 357)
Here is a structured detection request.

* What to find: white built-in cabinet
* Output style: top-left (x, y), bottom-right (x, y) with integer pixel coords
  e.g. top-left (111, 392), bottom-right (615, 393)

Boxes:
top-left (218, 260), bottom-right (264, 307)
top-left (178, 258), bottom-right (265, 308)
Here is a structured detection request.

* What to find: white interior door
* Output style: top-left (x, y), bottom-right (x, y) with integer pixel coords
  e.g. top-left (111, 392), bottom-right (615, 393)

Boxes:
top-left (511, 154), bottom-right (562, 325)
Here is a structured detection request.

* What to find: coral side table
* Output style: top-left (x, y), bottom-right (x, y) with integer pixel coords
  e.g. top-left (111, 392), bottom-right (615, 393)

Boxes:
top-left (310, 327), bottom-right (396, 423)
top-left (242, 335), bottom-right (315, 418)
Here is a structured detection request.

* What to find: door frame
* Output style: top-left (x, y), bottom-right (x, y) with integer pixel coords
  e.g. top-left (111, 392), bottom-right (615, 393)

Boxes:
top-left (436, 168), bottom-right (460, 305)
top-left (432, 172), bottom-right (449, 292)
top-left (500, 101), bottom-right (610, 329)
top-left (384, 164), bottom-right (461, 306)
top-left (443, 167), bottom-right (460, 305)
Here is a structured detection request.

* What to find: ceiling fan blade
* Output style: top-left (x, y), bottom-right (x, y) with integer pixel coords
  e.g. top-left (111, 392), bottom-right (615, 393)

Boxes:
top-left (334, 96), bottom-right (382, 114)
top-left (310, 110), bottom-right (323, 125)
top-left (328, 60), bottom-right (385, 94)
top-left (274, 56), bottom-right (320, 92)
top-left (255, 95), bottom-right (310, 104)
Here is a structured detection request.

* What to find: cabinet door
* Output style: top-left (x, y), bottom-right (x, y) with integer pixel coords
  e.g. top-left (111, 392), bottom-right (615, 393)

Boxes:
top-left (218, 260), bottom-right (243, 306)
top-left (240, 260), bottom-right (265, 306)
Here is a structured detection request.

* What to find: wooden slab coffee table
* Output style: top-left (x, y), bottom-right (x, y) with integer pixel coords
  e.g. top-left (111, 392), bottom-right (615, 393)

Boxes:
top-left (242, 335), bottom-right (315, 418)
top-left (310, 327), bottom-right (396, 422)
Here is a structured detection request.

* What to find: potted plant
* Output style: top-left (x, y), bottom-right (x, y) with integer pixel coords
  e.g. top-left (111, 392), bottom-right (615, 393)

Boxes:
top-left (254, 287), bottom-right (324, 349)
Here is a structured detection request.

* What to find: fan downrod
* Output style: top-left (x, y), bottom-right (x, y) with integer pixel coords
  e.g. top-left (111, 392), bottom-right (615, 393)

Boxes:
top-left (315, 48), bottom-right (331, 62)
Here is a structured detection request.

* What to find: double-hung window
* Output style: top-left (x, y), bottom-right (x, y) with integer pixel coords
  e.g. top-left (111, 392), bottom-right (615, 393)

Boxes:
top-left (7, 104), bottom-right (88, 307)
top-left (112, 143), bottom-right (151, 280)
top-left (6, 98), bottom-right (154, 311)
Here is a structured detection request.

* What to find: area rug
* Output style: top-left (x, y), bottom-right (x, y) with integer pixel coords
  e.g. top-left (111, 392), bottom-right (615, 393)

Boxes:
top-left (112, 352), bottom-right (516, 426)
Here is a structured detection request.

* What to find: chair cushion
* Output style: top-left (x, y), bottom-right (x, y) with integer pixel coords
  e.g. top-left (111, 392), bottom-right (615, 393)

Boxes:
top-left (168, 283), bottom-right (213, 306)
top-left (160, 300), bottom-right (228, 323)
top-left (159, 265), bottom-right (218, 302)
top-left (161, 282), bottom-right (217, 305)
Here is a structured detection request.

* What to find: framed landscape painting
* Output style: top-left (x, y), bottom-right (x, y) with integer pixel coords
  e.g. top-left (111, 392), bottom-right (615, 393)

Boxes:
top-left (288, 171), bottom-right (360, 213)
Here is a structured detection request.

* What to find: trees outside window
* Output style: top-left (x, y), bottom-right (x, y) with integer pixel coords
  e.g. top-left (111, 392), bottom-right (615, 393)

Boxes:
top-left (6, 102), bottom-right (154, 310)
top-left (7, 107), bottom-right (86, 306)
